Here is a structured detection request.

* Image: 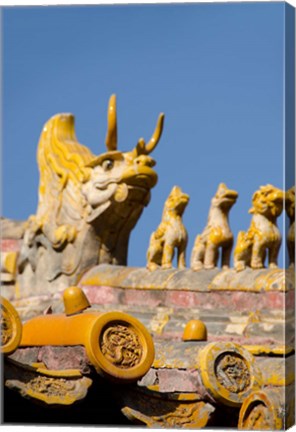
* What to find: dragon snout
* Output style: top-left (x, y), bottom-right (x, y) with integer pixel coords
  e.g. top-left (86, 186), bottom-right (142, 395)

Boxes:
top-left (134, 155), bottom-right (156, 168)
top-left (120, 155), bottom-right (158, 189)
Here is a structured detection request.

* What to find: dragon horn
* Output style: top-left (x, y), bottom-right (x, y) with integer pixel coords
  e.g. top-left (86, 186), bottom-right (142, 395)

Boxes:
top-left (130, 138), bottom-right (145, 159)
top-left (136, 138), bottom-right (146, 154)
top-left (144, 113), bottom-right (165, 154)
top-left (105, 94), bottom-right (118, 151)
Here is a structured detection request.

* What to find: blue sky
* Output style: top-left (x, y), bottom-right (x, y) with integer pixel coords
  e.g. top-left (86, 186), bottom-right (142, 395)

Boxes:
top-left (2, 3), bottom-right (293, 268)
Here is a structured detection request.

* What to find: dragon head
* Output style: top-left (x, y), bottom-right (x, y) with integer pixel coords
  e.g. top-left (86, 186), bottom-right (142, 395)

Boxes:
top-left (81, 95), bottom-right (164, 222)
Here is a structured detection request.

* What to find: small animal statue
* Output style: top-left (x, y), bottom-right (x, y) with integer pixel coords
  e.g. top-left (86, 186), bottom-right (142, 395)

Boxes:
top-left (286, 186), bottom-right (295, 267)
top-left (234, 184), bottom-right (284, 272)
top-left (14, 94), bottom-right (165, 295)
top-left (190, 183), bottom-right (238, 270)
top-left (147, 186), bottom-right (189, 271)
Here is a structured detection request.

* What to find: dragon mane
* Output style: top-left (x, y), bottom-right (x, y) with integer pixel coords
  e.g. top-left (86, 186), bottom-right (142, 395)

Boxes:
top-left (36, 114), bottom-right (95, 223)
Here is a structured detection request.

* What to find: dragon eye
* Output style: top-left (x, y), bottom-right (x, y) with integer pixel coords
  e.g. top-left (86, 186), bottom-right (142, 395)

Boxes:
top-left (102, 159), bottom-right (114, 171)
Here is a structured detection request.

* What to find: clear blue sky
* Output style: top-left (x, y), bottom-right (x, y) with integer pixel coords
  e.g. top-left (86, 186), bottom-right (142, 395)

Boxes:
top-left (2, 3), bottom-right (293, 268)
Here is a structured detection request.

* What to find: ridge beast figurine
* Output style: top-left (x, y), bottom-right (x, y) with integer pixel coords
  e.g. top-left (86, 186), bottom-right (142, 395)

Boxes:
top-left (190, 183), bottom-right (238, 270)
top-left (234, 184), bottom-right (284, 272)
top-left (16, 95), bottom-right (165, 294)
top-left (147, 186), bottom-right (189, 270)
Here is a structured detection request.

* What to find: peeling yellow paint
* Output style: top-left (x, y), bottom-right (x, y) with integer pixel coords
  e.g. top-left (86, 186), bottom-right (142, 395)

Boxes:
top-left (238, 388), bottom-right (287, 430)
top-left (81, 265), bottom-right (293, 294)
top-left (144, 387), bottom-right (200, 402)
top-left (14, 282), bottom-right (21, 300)
top-left (146, 384), bottom-right (160, 392)
top-left (254, 269), bottom-right (287, 292)
top-left (31, 362), bottom-right (47, 369)
top-left (174, 393), bottom-right (201, 401)
top-left (246, 311), bottom-right (262, 324)
top-left (36, 368), bottom-right (82, 378)
top-left (197, 342), bottom-right (262, 407)
top-left (150, 311), bottom-right (172, 335)
top-left (21, 375), bottom-right (93, 405)
top-left (210, 268), bottom-right (290, 292)
top-left (122, 399), bottom-right (214, 428)
top-left (262, 372), bottom-right (294, 387)
top-left (244, 345), bottom-right (294, 356)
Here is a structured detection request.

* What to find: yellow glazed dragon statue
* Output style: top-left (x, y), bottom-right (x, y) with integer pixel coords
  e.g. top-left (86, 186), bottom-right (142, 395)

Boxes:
top-left (16, 95), bottom-right (165, 295)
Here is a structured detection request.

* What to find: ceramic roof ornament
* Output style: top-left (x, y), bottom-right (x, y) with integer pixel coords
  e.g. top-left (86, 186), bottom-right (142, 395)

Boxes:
top-left (191, 183), bottom-right (238, 270)
top-left (16, 95), bottom-right (164, 296)
top-left (234, 184), bottom-right (284, 272)
top-left (147, 186), bottom-right (189, 271)
top-left (20, 288), bottom-right (155, 383)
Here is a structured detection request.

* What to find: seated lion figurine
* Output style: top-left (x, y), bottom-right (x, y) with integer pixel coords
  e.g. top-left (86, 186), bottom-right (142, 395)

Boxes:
top-left (234, 184), bottom-right (284, 272)
top-left (190, 183), bottom-right (238, 270)
top-left (147, 186), bottom-right (189, 271)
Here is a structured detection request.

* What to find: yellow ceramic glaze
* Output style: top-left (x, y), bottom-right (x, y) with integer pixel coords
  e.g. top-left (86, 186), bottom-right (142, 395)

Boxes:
top-left (191, 183), bottom-right (238, 270)
top-left (197, 341), bottom-right (262, 407)
top-left (18, 94), bottom-right (165, 295)
top-left (182, 319), bottom-right (207, 341)
top-left (238, 388), bottom-right (286, 430)
top-left (20, 310), bottom-right (155, 383)
top-left (63, 286), bottom-right (90, 315)
top-left (1, 296), bottom-right (22, 355)
top-left (147, 186), bottom-right (189, 270)
top-left (234, 185), bottom-right (284, 271)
